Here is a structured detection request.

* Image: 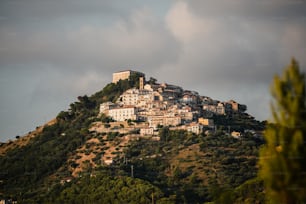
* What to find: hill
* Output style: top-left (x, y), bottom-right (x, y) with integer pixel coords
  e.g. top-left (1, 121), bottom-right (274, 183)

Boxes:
top-left (0, 71), bottom-right (265, 203)
top-left (0, 119), bottom-right (56, 156)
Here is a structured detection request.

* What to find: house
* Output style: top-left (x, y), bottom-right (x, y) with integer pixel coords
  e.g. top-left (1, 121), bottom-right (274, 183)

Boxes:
top-left (186, 122), bottom-right (203, 134)
top-left (231, 131), bottom-right (242, 138)
top-left (181, 93), bottom-right (195, 103)
top-left (140, 127), bottom-right (154, 136)
top-left (104, 159), bottom-right (113, 165)
top-left (198, 118), bottom-right (214, 127)
top-left (181, 90), bottom-right (199, 104)
top-left (203, 104), bottom-right (217, 113)
top-left (118, 88), bottom-right (140, 106)
top-left (0, 199), bottom-right (17, 204)
top-left (216, 103), bottom-right (226, 115)
top-left (144, 83), bottom-right (164, 93)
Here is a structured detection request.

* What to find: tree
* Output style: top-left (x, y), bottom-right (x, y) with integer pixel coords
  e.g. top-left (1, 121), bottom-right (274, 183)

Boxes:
top-left (259, 59), bottom-right (306, 203)
top-left (148, 77), bottom-right (157, 84)
top-left (159, 127), bottom-right (170, 142)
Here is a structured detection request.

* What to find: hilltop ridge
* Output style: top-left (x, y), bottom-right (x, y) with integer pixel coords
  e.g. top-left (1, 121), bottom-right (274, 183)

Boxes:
top-left (0, 119), bottom-right (56, 156)
top-left (0, 70), bottom-right (265, 203)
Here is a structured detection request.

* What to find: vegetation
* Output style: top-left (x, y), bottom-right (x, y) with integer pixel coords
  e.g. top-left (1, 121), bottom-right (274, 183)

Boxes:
top-left (0, 71), bottom-right (268, 203)
top-left (216, 178), bottom-right (265, 204)
top-left (44, 173), bottom-right (173, 204)
top-left (121, 130), bottom-right (264, 203)
top-left (259, 59), bottom-right (306, 203)
top-left (0, 74), bottom-right (142, 202)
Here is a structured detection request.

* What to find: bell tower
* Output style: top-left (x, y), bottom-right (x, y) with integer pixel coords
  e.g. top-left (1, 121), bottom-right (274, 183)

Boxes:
top-left (139, 77), bottom-right (144, 90)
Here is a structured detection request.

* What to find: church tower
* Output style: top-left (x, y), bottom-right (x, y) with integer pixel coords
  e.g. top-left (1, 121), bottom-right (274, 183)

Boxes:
top-left (139, 77), bottom-right (144, 90)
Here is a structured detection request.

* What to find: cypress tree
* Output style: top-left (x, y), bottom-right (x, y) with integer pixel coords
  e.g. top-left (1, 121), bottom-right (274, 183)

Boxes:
top-left (259, 59), bottom-right (306, 203)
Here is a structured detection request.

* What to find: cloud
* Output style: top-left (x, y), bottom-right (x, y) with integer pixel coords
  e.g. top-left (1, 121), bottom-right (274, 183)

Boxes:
top-left (1, 0), bottom-right (306, 141)
top-left (0, 7), bottom-right (180, 71)
top-left (160, 1), bottom-right (306, 120)
top-left (0, 4), bottom-right (180, 141)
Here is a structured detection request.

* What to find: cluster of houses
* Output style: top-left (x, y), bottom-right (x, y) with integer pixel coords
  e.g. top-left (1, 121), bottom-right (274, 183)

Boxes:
top-left (99, 70), bottom-right (247, 135)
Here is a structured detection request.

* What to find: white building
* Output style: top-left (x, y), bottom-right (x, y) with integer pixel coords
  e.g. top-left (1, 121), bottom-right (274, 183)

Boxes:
top-left (186, 123), bottom-right (203, 134)
top-left (99, 102), bottom-right (115, 115)
top-left (140, 127), bottom-right (155, 136)
top-left (108, 106), bottom-right (138, 121)
top-left (117, 88), bottom-right (154, 107)
top-left (119, 88), bottom-right (139, 106)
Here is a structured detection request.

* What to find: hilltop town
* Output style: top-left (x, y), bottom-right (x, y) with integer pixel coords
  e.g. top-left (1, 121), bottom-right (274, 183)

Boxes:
top-left (80, 70), bottom-right (264, 168)
top-left (0, 69), bottom-right (265, 203)
top-left (94, 70), bottom-right (248, 136)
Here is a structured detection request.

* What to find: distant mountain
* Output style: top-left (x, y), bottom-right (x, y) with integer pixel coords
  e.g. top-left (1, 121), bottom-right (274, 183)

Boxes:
top-left (0, 71), bottom-right (265, 203)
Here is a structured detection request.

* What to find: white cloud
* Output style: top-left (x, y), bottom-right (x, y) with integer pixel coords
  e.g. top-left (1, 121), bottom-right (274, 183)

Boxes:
top-left (160, 1), bottom-right (306, 121)
top-left (166, 2), bottom-right (210, 43)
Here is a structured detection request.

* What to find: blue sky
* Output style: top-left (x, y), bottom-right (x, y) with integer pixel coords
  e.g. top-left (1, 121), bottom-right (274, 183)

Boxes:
top-left (0, 0), bottom-right (306, 142)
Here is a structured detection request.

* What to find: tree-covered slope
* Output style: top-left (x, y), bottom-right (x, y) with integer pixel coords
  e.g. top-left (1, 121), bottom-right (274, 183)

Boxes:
top-left (44, 174), bottom-right (173, 204)
top-left (119, 129), bottom-right (264, 203)
top-left (0, 74), bottom-right (142, 202)
top-left (0, 72), bottom-right (265, 203)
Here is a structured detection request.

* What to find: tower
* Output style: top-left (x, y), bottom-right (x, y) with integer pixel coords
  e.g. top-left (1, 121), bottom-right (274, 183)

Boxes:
top-left (139, 77), bottom-right (144, 90)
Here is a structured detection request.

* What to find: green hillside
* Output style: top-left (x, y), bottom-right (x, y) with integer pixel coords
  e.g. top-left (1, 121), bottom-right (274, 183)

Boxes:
top-left (0, 73), bottom-right (265, 203)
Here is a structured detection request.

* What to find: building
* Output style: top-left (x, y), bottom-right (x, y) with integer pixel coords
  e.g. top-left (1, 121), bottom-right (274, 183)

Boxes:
top-left (227, 100), bottom-right (247, 112)
top-left (140, 127), bottom-right (154, 136)
top-left (148, 116), bottom-right (181, 129)
top-left (108, 106), bottom-right (138, 121)
top-left (216, 103), bottom-right (226, 115)
top-left (198, 118), bottom-right (214, 127)
top-left (231, 131), bottom-right (241, 138)
top-left (186, 123), bottom-right (203, 134)
top-left (104, 159), bottom-right (113, 165)
top-left (0, 199), bottom-right (17, 204)
top-left (181, 90), bottom-right (199, 104)
top-left (117, 88), bottom-right (154, 107)
top-left (203, 104), bottom-right (217, 113)
top-left (119, 88), bottom-right (139, 106)
top-left (99, 102), bottom-right (116, 115)
top-left (112, 70), bottom-right (144, 83)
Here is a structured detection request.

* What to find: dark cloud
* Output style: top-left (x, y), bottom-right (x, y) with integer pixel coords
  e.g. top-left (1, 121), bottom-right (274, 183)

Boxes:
top-left (0, 0), bottom-right (123, 24)
top-left (187, 0), bottom-right (306, 20)
top-left (0, 7), bottom-right (180, 71)
top-left (0, 1), bottom-right (179, 141)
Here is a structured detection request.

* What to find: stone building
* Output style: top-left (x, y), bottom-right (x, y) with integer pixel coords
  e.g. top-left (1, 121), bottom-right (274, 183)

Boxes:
top-left (112, 70), bottom-right (144, 83)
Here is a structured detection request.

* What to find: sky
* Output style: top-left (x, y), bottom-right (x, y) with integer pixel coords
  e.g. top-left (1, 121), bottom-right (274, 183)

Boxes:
top-left (0, 0), bottom-right (306, 142)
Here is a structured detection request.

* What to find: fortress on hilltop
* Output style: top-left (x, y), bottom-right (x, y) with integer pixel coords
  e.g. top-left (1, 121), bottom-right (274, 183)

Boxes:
top-left (112, 70), bottom-right (145, 83)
